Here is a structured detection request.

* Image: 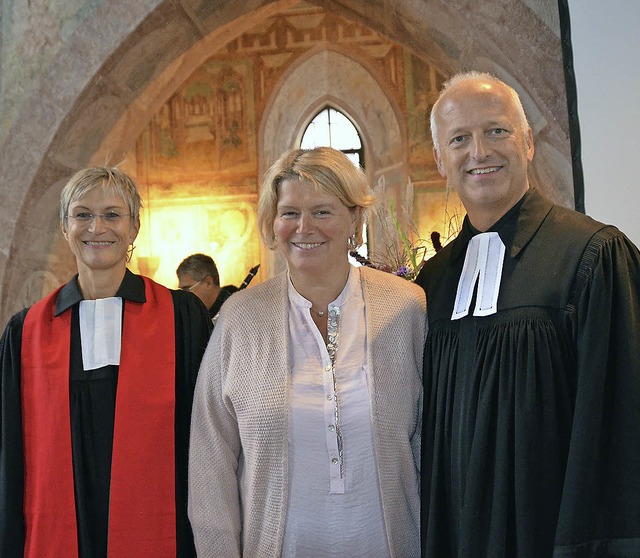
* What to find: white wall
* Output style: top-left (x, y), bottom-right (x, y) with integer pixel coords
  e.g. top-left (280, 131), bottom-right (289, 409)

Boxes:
top-left (568, 0), bottom-right (640, 246)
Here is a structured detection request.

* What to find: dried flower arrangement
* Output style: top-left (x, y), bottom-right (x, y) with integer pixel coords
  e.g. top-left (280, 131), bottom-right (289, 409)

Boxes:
top-left (353, 176), bottom-right (462, 281)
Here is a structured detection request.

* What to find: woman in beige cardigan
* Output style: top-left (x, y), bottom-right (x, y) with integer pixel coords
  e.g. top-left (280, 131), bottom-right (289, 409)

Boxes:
top-left (188, 147), bottom-right (426, 557)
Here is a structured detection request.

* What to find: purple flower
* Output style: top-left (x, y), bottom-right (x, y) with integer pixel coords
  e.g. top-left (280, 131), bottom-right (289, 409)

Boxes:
top-left (396, 265), bottom-right (409, 276)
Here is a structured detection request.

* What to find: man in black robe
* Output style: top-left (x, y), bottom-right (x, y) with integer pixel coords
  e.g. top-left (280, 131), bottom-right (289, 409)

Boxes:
top-left (417, 71), bottom-right (640, 557)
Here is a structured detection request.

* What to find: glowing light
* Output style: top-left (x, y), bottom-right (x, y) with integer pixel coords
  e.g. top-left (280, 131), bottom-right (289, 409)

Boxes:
top-left (129, 195), bottom-right (261, 290)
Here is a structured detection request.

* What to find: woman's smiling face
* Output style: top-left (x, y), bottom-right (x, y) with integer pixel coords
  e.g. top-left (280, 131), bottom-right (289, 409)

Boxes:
top-left (273, 177), bottom-right (357, 277)
top-left (63, 187), bottom-right (139, 275)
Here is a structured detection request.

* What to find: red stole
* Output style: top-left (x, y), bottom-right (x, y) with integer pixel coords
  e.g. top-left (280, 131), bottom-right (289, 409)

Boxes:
top-left (21, 277), bottom-right (177, 557)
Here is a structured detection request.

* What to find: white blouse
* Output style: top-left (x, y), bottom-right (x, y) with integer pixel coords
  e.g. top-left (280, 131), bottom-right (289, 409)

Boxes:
top-left (282, 266), bottom-right (391, 557)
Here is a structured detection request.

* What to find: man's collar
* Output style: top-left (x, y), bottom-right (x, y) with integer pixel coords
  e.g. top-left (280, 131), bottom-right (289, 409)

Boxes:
top-left (450, 189), bottom-right (554, 262)
top-left (54, 268), bottom-right (146, 316)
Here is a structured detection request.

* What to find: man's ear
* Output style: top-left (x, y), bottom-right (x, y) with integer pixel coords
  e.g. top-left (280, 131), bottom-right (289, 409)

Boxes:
top-left (526, 127), bottom-right (535, 162)
top-left (433, 147), bottom-right (446, 177)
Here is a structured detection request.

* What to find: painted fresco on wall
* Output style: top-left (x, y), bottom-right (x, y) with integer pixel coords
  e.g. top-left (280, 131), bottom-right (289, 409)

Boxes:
top-left (132, 2), bottom-right (451, 286)
top-left (129, 194), bottom-right (259, 290)
top-left (138, 59), bottom-right (256, 179)
top-left (404, 52), bottom-right (446, 183)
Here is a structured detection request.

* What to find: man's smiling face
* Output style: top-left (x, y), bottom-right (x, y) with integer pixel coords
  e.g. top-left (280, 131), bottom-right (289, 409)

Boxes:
top-left (433, 78), bottom-right (534, 231)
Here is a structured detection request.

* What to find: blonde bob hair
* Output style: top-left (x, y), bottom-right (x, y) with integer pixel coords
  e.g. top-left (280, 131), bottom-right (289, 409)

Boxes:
top-left (60, 166), bottom-right (142, 231)
top-left (258, 146), bottom-right (375, 250)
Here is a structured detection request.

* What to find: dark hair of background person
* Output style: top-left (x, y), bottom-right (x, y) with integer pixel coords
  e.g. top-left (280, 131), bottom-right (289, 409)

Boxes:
top-left (176, 253), bottom-right (220, 286)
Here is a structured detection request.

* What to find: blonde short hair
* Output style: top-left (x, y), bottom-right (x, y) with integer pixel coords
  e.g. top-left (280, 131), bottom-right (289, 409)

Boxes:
top-left (60, 166), bottom-right (142, 231)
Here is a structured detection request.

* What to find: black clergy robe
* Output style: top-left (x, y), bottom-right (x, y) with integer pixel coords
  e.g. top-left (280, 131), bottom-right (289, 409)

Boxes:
top-left (209, 287), bottom-right (233, 322)
top-left (0, 269), bottom-right (212, 557)
top-left (417, 189), bottom-right (640, 557)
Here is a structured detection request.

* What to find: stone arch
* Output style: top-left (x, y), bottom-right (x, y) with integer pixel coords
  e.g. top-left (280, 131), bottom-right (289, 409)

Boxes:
top-left (259, 47), bottom-right (408, 276)
top-left (0, 0), bottom-right (570, 325)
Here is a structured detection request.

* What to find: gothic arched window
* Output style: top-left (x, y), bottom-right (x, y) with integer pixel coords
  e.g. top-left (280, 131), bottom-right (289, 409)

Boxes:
top-left (300, 107), bottom-right (365, 168)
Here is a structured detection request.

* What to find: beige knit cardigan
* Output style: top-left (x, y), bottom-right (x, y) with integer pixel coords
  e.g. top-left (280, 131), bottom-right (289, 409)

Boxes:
top-left (188, 266), bottom-right (426, 557)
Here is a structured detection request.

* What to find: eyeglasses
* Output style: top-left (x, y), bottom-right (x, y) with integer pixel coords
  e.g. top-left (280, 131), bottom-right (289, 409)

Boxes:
top-left (179, 278), bottom-right (204, 292)
top-left (67, 212), bottom-right (130, 225)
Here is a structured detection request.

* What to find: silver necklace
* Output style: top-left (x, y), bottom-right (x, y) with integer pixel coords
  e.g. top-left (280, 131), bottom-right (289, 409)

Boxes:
top-left (326, 306), bottom-right (344, 478)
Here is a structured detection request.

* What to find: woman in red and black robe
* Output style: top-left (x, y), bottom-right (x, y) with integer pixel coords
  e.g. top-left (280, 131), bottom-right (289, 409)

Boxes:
top-left (0, 167), bottom-right (211, 558)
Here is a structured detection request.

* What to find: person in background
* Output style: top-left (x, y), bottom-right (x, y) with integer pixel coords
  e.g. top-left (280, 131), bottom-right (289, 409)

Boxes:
top-left (0, 167), bottom-right (212, 557)
top-left (176, 253), bottom-right (234, 325)
top-left (417, 71), bottom-right (640, 557)
top-left (188, 146), bottom-right (426, 557)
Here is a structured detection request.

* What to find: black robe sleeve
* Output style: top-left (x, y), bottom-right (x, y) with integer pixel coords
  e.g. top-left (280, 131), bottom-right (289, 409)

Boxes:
top-left (0, 309), bottom-right (28, 558)
top-left (171, 290), bottom-right (212, 557)
top-left (554, 228), bottom-right (640, 556)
